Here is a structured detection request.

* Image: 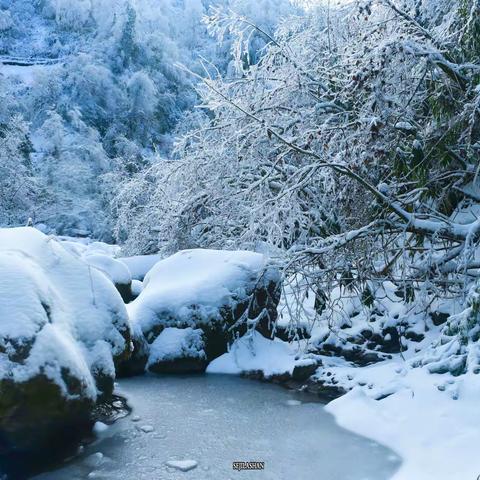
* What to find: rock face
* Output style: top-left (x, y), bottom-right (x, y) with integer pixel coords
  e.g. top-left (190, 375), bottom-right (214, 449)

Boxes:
top-left (0, 228), bottom-right (131, 458)
top-left (116, 323), bottom-right (149, 377)
top-left (127, 249), bottom-right (282, 373)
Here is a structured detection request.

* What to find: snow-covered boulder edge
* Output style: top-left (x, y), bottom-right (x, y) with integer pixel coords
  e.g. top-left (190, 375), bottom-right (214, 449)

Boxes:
top-left (0, 228), bottom-right (131, 456)
top-left (127, 249), bottom-right (282, 373)
top-left (147, 327), bottom-right (207, 373)
top-left (60, 239), bottom-right (136, 303)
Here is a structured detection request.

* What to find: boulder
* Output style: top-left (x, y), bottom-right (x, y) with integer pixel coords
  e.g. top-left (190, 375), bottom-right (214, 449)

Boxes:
top-left (116, 322), bottom-right (149, 377)
top-left (128, 249), bottom-right (281, 367)
top-left (0, 228), bottom-right (131, 458)
top-left (147, 328), bottom-right (207, 374)
top-left (60, 240), bottom-right (136, 303)
top-left (82, 253), bottom-right (135, 303)
top-left (207, 331), bottom-right (318, 383)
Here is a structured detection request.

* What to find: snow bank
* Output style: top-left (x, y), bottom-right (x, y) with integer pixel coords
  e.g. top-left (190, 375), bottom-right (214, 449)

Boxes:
top-left (325, 362), bottom-right (480, 480)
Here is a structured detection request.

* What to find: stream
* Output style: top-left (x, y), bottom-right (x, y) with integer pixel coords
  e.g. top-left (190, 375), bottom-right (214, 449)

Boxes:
top-left (34, 374), bottom-right (401, 480)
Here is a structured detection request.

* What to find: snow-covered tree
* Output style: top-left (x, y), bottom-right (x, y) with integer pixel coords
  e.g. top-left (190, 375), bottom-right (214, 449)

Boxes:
top-left (114, 0), bottom-right (480, 324)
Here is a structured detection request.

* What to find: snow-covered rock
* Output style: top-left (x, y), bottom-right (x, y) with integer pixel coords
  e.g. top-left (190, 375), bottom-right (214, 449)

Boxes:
top-left (60, 239), bottom-right (135, 303)
top-left (128, 249), bottom-right (281, 369)
top-left (82, 254), bottom-right (134, 303)
top-left (207, 331), bottom-right (318, 381)
top-left (147, 327), bottom-right (207, 373)
top-left (0, 227), bottom-right (131, 454)
top-left (118, 254), bottom-right (163, 281)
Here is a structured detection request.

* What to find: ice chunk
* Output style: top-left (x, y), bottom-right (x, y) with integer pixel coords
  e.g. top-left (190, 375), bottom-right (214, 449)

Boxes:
top-left (165, 460), bottom-right (198, 472)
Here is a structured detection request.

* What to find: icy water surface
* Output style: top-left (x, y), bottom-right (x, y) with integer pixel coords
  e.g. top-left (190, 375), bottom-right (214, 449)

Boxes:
top-left (35, 374), bottom-right (401, 480)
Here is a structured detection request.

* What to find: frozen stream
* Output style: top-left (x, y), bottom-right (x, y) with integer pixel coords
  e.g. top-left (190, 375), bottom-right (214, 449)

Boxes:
top-left (35, 374), bottom-right (401, 480)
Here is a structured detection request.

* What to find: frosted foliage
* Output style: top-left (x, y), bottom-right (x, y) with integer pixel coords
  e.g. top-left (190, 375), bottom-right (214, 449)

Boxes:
top-left (0, 0), bottom-right (288, 237)
top-left (0, 9), bottom-right (13, 31)
top-left (49, 0), bottom-right (93, 28)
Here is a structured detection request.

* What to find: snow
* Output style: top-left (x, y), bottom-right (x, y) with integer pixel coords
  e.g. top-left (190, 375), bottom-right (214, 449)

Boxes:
top-left (207, 331), bottom-right (309, 377)
top-left (118, 254), bottom-right (163, 281)
top-left (277, 275), bottom-right (317, 329)
top-left (131, 279), bottom-right (143, 296)
top-left (165, 459), bottom-right (198, 472)
top-left (326, 362), bottom-right (480, 480)
top-left (139, 425), bottom-right (154, 433)
top-left (93, 422), bottom-right (109, 434)
top-left (0, 227), bottom-right (130, 399)
top-left (83, 254), bottom-right (132, 286)
top-left (128, 249), bottom-right (274, 335)
top-left (0, 64), bottom-right (57, 87)
top-left (85, 452), bottom-right (105, 468)
top-left (60, 239), bottom-right (130, 285)
top-left (147, 327), bottom-right (205, 367)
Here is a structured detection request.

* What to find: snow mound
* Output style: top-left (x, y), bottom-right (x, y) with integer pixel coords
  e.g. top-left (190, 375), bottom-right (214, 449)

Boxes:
top-left (0, 227), bottom-right (131, 399)
top-left (129, 248), bottom-right (279, 338)
top-left (207, 331), bottom-right (315, 378)
top-left (82, 254), bottom-right (132, 286)
top-left (148, 327), bottom-right (206, 365)
top-left (118, 254), bottom-right (163, 281)
top-left (60, 237), bottom-right (135, 302)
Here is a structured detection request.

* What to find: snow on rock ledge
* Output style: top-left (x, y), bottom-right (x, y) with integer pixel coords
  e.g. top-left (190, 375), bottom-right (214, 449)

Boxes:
top-left (127, 249), bottom-right (282, 370)
top-left (0, 227), bottom-right (131, 455)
